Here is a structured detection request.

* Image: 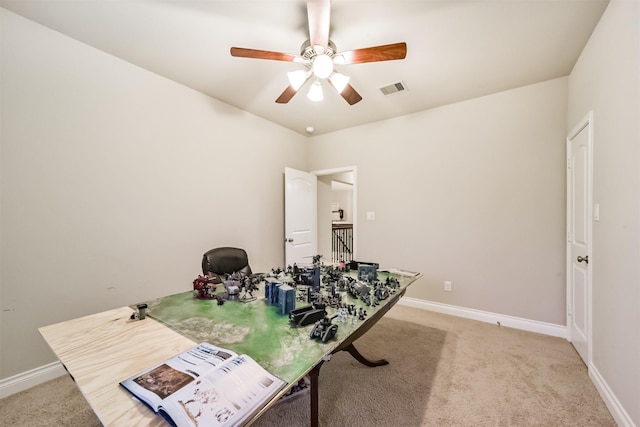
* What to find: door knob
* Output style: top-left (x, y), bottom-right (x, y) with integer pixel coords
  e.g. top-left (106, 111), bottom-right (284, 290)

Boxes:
top-left (577, 255), bottom-right (589, 264)
top-left (285, 238), bottom-right (293, 243)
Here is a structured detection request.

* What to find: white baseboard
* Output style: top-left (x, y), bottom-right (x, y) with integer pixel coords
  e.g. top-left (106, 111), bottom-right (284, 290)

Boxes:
top-left (398, 297), bottom-right (568, 338)
top-left (589, 363), bottom-right (636, 427)
top-left (0, 361), bottom-right (66, 399)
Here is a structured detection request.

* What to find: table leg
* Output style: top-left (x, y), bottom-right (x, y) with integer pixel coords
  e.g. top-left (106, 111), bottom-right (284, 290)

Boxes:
top-left (342, 343), bottom-right (389, 367)
top-left (309, 362), bottom-right (323, 427)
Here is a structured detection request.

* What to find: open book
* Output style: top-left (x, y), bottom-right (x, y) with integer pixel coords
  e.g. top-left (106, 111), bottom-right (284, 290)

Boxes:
top-left (120, 343), bottom-right (286, 427)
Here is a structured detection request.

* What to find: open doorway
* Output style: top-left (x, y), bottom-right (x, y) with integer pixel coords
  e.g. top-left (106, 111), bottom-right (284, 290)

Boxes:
top-left (312, 167), bottom-right (357, 264)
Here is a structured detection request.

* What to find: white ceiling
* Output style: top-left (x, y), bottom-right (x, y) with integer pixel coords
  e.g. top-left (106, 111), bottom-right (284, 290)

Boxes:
top-left (1, 0), bottom-right (609, 136)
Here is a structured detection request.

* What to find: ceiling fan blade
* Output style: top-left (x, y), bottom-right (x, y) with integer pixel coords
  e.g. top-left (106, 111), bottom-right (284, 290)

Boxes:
top-left (275, 85), bottom-right (298, 104)
top-left (328, 80), bottom-right (362, 105)
top-left (307, 0), bottom-right (330, 50)
top-left (230, 47), bottom-right (300, 62)
top-left (334, 42), bottom-right (407, 65)
top-left (340, 84), bottom-right (362, 105)
top-left (276, 73), bottom-right (313, 103)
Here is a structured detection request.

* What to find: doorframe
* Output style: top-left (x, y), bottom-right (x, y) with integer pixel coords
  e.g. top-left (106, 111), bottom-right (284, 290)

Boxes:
top-left (311, 166), bottom-right (358, 261)
top-left (566, 110), bottom-right (594, 365)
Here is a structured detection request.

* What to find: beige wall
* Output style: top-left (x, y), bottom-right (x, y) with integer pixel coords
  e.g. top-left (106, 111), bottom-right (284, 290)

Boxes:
top-left (0, 9), bottom-right (306, 378)
top-left (308, 78), bottom-right (568, 325)
top-left (567, 1), bottom-right (640, 425)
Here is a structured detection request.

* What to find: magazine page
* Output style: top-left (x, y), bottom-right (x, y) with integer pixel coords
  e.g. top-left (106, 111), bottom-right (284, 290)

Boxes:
top-left (120, 343), bottom-right (238, 411)
top-left (163, 354), bottom-right (286, 427)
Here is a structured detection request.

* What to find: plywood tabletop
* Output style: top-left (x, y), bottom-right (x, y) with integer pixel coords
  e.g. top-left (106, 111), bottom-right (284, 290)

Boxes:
top-left (39, 306), bottom-right (196, 426)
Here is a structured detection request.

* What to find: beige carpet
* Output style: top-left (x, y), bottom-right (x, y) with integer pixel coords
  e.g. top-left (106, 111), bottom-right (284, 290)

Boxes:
top-left (0, 305), bottom-right (615, 426)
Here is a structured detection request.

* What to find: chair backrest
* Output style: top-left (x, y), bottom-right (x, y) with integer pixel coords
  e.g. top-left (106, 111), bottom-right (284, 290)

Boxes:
top-left (202, 247), bottom-right (252, 278)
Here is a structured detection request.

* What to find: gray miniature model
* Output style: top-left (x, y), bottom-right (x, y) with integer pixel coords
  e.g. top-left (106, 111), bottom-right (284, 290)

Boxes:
top-left (310, 314), bottom-right (339, 343)
top-left (290, 304), bottom-right (326, 326)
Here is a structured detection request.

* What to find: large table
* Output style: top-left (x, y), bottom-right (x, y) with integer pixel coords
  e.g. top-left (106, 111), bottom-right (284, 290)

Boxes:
top-left (39, 268), bottom-right (420, 426)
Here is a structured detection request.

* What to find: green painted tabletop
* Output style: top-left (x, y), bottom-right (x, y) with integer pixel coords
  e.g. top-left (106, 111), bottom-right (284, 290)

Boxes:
top-left (140, 269), bottom-right (420, 385)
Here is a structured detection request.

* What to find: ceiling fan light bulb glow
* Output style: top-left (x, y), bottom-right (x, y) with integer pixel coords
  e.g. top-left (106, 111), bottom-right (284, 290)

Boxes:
top-left (332, 54), bottom-right (345, 65)
top-left (307, 81), bottom-right (324, 102)
top-left (312, 54), bottom-right (333, 79)
top-left (330, 72), bottom-right (350, 93)
top-left (287, 70), bottom-right (308, 90)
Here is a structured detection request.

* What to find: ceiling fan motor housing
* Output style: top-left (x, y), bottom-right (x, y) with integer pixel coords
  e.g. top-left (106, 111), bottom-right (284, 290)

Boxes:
top-left (300, 39), bottom-right (337, 60)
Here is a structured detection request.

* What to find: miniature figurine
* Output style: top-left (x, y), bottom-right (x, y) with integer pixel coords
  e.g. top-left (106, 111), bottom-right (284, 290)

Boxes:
top-left (193, 274), bottom-right (217, 300)
top-left (130, 303), bottom-right (147, 320)
top-left (310, 314), bottom-right (339, 343)
top-left (239, 275), bottom-right (258, 302)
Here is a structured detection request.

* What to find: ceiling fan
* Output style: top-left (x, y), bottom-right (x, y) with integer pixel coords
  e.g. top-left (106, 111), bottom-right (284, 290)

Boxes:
top-left (230, 0), bottom-right (407, 105)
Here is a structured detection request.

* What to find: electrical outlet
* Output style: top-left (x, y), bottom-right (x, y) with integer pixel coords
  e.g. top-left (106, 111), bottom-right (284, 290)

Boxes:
top-left (444, 281), bottom-right (452, 292)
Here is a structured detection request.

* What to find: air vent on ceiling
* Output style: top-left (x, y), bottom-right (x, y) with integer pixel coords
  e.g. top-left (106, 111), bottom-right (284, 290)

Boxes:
top-left (379, 81), bottom-right (407, 96)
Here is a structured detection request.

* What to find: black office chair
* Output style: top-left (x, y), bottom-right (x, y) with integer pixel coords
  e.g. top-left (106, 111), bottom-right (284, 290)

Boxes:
top-left (202, 247), bottom-right (252, 283)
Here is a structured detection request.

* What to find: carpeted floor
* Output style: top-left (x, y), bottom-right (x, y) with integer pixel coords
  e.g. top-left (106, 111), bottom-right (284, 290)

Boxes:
top-left (0, 304), bottom-right (616, 426)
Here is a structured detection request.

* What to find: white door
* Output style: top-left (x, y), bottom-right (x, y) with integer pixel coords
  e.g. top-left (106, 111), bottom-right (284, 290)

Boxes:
top-left (284, 167), bottom-right (317, 267)
top-left (566, 112), bottom-right (593, 365)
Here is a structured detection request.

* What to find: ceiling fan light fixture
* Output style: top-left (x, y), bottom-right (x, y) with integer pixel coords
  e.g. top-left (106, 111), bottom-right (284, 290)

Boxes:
top-left (312, 54), bottom-right (333, 79)
top-left (313, 44), bottom-right (326, 55)
top-left (307, 80), bottom-right (324, 102)
top-left (332, 54), bottom-right (345, 65)
top-left (329, 72), bottom-right (350, 93)
top-left (287, 70), bottom-right (309, 90)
